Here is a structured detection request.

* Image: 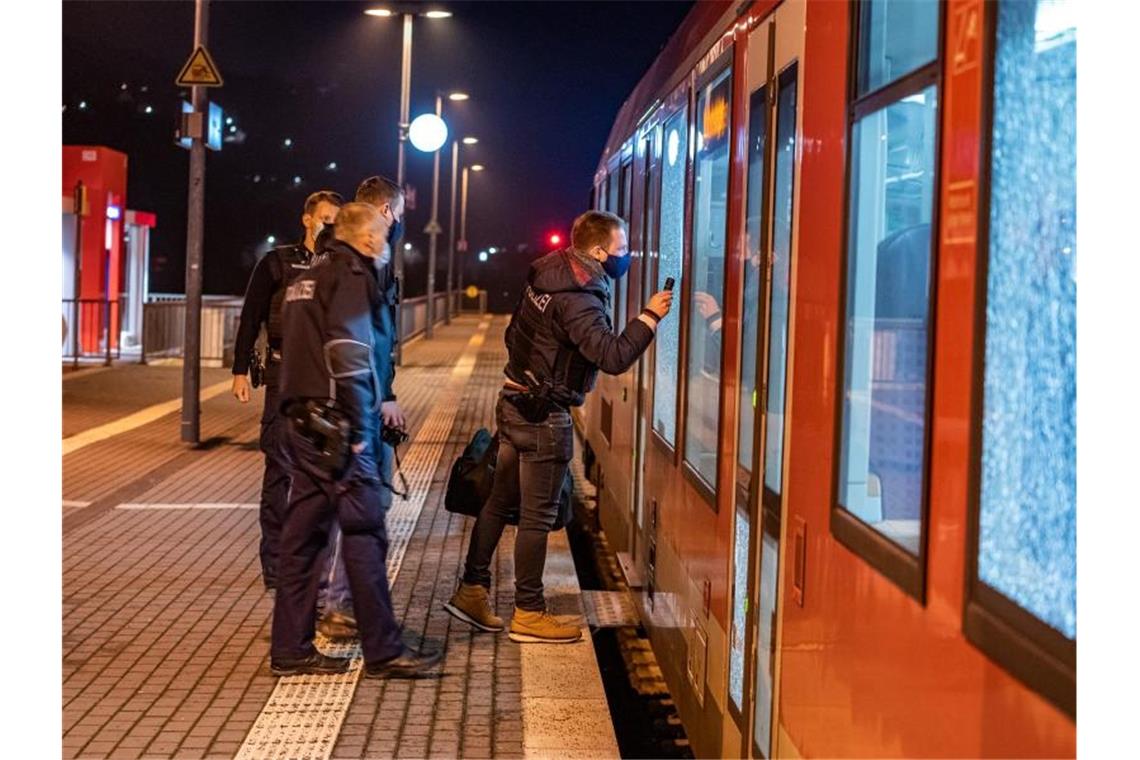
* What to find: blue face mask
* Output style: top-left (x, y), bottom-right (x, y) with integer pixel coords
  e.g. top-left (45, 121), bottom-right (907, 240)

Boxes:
top-left (387, 217), bottom-right (404, 248)
top-left (601, 249), bottom-right (631, 280)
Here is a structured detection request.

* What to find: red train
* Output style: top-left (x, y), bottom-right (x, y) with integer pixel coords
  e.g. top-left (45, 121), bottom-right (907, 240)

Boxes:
top-left (578, 0), bottom-right (1076, 756)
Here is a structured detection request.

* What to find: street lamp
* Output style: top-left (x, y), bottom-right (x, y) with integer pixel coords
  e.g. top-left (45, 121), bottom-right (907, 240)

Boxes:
top-left (457, 163), bottom-right (485, 295)
top-left (447, 132), bottom-right (477, 324)
top-left (364, 3), bottom-right (451, 360)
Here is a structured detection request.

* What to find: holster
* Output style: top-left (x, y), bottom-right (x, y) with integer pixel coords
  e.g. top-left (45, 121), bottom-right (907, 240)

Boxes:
top-left (287, 400), bottom-right (352, 477)
top-left (505, 392), bottom-right (562, 424)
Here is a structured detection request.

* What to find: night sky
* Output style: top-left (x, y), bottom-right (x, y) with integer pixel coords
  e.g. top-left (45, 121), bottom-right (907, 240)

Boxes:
top-left (62, 0), bottom-right (694, 307)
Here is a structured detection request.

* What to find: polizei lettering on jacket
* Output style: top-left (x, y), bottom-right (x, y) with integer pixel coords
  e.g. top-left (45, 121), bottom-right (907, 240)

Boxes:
top-left (525, 285), bottom-right (552, 313)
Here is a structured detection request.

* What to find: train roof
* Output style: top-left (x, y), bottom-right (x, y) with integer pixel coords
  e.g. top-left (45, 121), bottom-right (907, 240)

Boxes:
top-left (594, 0), bottom-right (736, 180)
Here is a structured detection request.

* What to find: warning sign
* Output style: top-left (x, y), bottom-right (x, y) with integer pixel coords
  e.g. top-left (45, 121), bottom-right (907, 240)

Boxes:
top-left (176, 46), bottom-right (224, 88)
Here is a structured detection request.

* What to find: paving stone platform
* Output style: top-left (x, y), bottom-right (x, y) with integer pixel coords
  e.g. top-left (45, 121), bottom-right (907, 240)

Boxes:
top-left (62, 316), bottom-right (619, 760)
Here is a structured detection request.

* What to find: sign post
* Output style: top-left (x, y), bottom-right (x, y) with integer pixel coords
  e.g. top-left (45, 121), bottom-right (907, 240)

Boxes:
top-left (177, 0), bottom-right (222, 444)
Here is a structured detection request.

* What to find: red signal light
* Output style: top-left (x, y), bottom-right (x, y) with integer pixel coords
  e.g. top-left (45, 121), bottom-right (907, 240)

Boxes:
top-left (548, 233), bottom-right (562, 246)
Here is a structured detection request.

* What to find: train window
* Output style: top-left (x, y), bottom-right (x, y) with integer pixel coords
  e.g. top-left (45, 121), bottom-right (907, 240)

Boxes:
top-left (834, 0), bottom-right (940, 597)
top-left (737, 84), bottom-right (770, 475)
top-left (964, 0), bottom-right (1075, 716)
top-left (606, 172), bottom-right (621, 325)
top-left (683, 65), bottom-right (732, 492)
top-left (856, 0), bottom-right (939, 97)
top-left (762, 69), bottom-right (798, 497)
top-left (728, 508), bottom-right (749, 712)
top-left (652, 107), bottom-right (688, 448)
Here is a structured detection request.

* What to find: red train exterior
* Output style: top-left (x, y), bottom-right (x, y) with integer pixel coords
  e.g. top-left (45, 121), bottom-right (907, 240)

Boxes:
top-left (580, 0), bottom-right (1076, 756)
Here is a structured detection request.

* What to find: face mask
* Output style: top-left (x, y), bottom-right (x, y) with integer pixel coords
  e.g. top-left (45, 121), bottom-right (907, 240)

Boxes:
top-left (387, 217), bottom-right (404, 248)
top-left (601, 249), bottom-right (631, 280)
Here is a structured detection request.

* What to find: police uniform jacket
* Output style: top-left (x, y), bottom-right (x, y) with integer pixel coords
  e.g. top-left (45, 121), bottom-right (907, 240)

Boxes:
top-left (504, 248), bottom-right (654, 408)
top-left (232, 242), bottom-right (315, 374)
top-left (279, 240), bottom-right (393, 445)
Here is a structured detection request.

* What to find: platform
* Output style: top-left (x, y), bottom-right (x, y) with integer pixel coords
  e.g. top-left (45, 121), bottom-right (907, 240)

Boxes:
top-left (62, 315), bottom-right (619, 760)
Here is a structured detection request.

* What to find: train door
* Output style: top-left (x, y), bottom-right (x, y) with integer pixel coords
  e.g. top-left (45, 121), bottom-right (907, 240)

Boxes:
top-left (631, 129), bottom-right (661, 567)
top-left (728, 0), bottom-right (805, 756)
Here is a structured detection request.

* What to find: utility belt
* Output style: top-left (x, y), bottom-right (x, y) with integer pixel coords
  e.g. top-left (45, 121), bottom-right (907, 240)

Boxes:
top-left (249, 346), bottom-right (283, 389)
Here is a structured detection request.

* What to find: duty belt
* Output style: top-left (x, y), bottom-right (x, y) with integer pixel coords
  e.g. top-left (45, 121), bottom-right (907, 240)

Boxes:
top-left (267, 348), bottom-right (283, 363)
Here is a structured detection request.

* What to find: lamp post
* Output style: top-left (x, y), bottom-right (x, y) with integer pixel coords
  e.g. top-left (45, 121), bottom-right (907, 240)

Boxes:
top-left (447, 135), bottom-right (477, 323)
top-left (425, 91), bottom-right (467, 338)
top-left (364, 5), bottom-right (451, 360)
top-left (457, 163), bottom-right (484, 298)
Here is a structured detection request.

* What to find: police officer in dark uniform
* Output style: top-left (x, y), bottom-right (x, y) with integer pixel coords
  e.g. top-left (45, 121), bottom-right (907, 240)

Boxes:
top-left (445, 210), bottom-right (673, 644)
top-left (312, 176), bottom-right (407, 640)
top-left (232, 190), bottom-right (344, 591)
top-left (270, 202), bottom-right (440, 677)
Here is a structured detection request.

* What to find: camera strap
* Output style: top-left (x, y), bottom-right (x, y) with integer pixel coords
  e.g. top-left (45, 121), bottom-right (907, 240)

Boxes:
top-left (381, 441), bottom-right (410, 500)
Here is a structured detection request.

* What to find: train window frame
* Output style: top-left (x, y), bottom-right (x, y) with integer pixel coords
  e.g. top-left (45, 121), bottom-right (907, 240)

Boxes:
top-left (829, 0), bottom-right (945, 603)
top-left (680, 50), bottom-right (734, 508)
top-left (962, 0), bottom-right (1075, 718)
top-left (649, 80), bottom-right (695, 467)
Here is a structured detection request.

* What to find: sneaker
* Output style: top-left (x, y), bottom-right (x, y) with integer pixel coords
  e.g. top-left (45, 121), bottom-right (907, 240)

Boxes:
top-left (444, 582), bottom-right (505, 632)
top-left (363, 645), bottom-right (444, 679)
top-left (270, 651), bottom-right (351, 677)
top-left (508, 608), bottom-right (583, 644)
top-left (318, 611), bottom-right (359, 641)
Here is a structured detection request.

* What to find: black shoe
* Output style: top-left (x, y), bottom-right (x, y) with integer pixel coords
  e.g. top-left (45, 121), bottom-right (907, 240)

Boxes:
top-left (317, 612), bottom-right (359, 641)
top-left (363, 645), bottom-right (443, 679)
top-left (270, 652), bottom-right (351, 677)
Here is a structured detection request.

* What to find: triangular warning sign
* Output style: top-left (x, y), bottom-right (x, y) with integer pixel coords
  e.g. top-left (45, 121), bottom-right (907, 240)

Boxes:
top-left (176, 46), bottom-right (224, 88)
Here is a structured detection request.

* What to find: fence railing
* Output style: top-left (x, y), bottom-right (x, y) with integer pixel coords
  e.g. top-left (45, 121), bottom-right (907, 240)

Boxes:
top-left (62, 299), bottom-right (125, 367)
top-left (67, 290), bottom-right (481, 368)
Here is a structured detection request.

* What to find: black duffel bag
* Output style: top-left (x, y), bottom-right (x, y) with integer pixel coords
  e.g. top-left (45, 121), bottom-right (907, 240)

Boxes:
top-left (445, 428), bottom-right (499, 519)
top-left (445, 428), bottom-right (575, 530)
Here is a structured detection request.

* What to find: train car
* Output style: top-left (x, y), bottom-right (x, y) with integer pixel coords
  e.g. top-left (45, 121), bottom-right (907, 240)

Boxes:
top-left (578, 0), bottom-right (1076, 756)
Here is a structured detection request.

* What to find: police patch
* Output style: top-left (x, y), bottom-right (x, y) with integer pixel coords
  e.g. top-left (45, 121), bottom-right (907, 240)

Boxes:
top-left (285, 280), bottom-right (316, 302)
top-left (525, 285), bottom-right (552, 313)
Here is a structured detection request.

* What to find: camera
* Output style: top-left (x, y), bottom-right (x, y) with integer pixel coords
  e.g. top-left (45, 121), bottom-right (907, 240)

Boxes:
top-left (381, 424), bottom-right (409, 448)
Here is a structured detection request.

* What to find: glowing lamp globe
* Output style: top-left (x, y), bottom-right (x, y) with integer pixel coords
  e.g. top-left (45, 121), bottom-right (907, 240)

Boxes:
top-left (409, 113), bottom-right (448, 153)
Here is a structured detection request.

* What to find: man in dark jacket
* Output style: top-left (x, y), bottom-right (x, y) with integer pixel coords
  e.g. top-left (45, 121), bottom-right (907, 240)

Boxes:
top-left (231, 190), bottom-right (343, 590)
top-left (445, 210), bottom-right (673, 643)
top-left (270, 202), bottom-right (440, 677)
top-left (314, 176), bottom-right (407, 640)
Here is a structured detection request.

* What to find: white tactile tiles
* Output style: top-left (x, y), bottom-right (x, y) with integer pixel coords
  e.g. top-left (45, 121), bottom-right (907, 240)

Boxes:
top-left (236, 320), bottom-right (490, 760)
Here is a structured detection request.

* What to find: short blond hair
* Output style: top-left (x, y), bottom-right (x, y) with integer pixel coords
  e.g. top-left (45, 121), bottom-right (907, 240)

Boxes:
top-left (333, 202), bottom-right (382, 241)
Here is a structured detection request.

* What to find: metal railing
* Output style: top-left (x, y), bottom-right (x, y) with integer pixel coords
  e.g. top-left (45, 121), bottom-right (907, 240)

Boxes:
top-left (457, 289), bottom-right (488, 315)
top-left (400, 292), bottom-right (453, 343)
top-left (139, 295), bottom-right (243, 366)
top-left (62, 298), bottom-right (125, 367)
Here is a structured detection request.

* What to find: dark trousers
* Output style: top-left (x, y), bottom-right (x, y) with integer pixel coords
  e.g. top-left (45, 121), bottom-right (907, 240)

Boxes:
top-left (463, 391), bottom-right (573, 611)
top-left (271, 428), bottom-right (404, 664)
top-left (258, 363), bottom-right (291, 587)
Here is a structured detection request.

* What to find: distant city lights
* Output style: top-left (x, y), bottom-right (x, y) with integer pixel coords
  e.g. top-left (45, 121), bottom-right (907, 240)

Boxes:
top-left (225, 116), bottom-right (234, 125)
top-left (253, 174), bottom-right (262, 183)
top-left (293, 176), bottom-right (302, 185)
top-left (326, 161), bottom-right (338, 171)
top-left (78, 101), bottom-right (87, 110)
top-left (283, 138), bottom-right (293, 148)
top-left (267, 235), bottom-right (277, 244)
top-left (478, 251), bottom-right (489, 262)
top-left (229, 125), bottom-right (237, 133)
top-left (144, 105), bottom-right (153, 114)
top-left (488, 247), bottom-right (498, 254)
top-left (462, 136), bottom-right (478, 145)
top-left (404, 243), bottom-right (413, 251)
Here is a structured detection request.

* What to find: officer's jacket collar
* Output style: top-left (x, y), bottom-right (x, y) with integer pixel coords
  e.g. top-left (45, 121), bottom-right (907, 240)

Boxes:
top-left (323, 239), bottom-right (378, 275)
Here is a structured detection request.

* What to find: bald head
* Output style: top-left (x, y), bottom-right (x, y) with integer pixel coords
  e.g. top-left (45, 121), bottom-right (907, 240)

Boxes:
top-left (334, 202), bottom-right (390, 260)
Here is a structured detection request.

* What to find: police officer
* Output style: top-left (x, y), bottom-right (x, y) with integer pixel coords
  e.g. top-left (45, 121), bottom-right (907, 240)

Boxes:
top-left (271, 202), bottom-right (440, 677)
top-left (232, 190), bottom-right (343, 590)
top-left (446, 210), bottom-right (673, 643)
top-left (314, 176), bottom-right (408, 640)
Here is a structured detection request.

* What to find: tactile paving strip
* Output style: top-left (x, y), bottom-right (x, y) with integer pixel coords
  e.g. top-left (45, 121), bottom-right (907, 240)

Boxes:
top-left (236, 320), bottom-right (491, 760)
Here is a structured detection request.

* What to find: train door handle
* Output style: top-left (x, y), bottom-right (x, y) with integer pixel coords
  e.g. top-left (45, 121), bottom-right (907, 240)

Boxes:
top-left (793, 517), bottom-right (806, 607)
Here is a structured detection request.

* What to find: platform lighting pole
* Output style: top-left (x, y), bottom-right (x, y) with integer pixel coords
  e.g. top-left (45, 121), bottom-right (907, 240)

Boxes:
top-left (393, 11), bottom-right (413, 365)
top-left (458, 165), bottom-right (469, 297)
top-left (446, 141), bottom-right (459, 322)
top-left (181, 0), bottom-right (210, 444)
top-left (425, 93), bottom-right (443, 339)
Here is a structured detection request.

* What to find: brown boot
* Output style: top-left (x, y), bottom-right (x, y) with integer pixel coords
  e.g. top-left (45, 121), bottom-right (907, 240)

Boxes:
top-left (508, 608), bottom-right (583, 644)
top-left (444, 582), bottom-right (504, 632)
